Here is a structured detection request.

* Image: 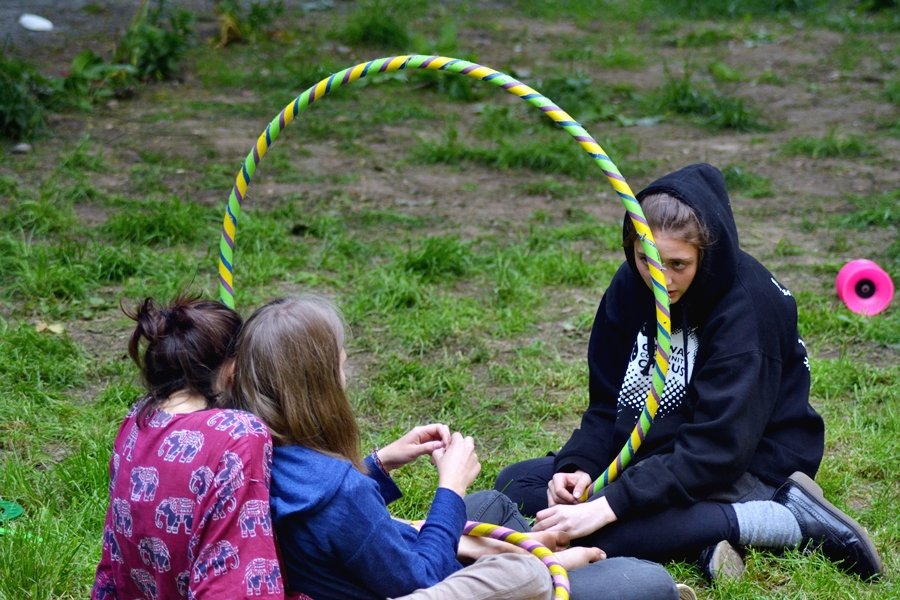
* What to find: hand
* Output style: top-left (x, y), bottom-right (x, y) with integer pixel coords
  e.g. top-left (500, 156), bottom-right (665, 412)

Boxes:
top-left (547, 471), bottom-right (592, 506)
top-left (377, 423), bottom-right (451, 472)
top-left (432, 432), bottom-right (480, 497)
top-left (554, 546), bottom-right (605, 571)
top-left (533, 496), bottom-right (617, 539)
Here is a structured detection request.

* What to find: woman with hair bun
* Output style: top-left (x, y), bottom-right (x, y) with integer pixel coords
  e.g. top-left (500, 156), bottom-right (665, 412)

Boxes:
top-left (92, 294), bottom-right (289, 600)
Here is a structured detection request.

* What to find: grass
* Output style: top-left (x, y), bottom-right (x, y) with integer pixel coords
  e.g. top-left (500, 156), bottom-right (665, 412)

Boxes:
top-left (783, 127), bottom-right (881, 159)
top-left (652, 67), bottom-right (770, 131)
top-left (0, 1), bottom-right (897, 599)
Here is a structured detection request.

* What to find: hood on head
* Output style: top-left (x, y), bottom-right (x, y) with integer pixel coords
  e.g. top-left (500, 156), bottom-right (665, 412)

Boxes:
top-left (623, 163), bottom-right (740, 316)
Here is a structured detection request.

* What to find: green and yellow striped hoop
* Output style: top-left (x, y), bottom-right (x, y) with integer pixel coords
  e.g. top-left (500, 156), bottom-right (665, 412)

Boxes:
top-left (216, 55), bottom-right (672, 594)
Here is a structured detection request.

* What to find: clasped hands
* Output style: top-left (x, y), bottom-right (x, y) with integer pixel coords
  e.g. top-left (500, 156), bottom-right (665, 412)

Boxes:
top-left (375, 423), bottom-right (480, 498)
top-left (532, 470), bottom-right (617, 539)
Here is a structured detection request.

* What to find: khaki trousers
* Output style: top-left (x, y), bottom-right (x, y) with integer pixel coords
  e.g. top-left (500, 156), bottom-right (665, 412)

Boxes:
top-left (391, 554), bottom-right (552, 600)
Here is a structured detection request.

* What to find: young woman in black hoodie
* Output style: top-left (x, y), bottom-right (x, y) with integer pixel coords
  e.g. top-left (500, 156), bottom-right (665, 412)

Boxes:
top-left (494, 163), bottom-right (882, 581)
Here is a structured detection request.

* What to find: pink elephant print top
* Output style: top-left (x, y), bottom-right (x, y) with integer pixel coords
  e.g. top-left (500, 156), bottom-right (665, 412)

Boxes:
top-left (91, 406), bottom-right (287, 599)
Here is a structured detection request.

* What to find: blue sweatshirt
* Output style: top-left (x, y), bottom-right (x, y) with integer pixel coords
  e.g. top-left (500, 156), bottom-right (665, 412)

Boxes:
top-left (555, 163), bottom-right (825, 518)
top-left (269, 445), bottom-right (465, 600)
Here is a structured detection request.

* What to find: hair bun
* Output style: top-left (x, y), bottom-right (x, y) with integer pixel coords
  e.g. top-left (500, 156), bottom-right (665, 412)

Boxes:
top-left (167, 301), bottom-right (197, 331)
top-left (134, 298), bottom-right (168, 343)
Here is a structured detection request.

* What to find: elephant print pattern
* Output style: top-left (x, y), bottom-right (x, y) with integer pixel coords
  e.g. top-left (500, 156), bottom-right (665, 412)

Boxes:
top-left (92, 407), bottom-right (283, 599)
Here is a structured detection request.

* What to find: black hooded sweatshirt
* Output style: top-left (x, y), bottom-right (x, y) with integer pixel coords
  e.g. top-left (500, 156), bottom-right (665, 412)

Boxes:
top-left (554, 163), bottom-right (825, 519)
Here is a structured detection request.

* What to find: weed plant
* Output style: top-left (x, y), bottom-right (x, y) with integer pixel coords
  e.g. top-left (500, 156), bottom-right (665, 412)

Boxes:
top-left (0, 53), bottom-right (51, 141)
top-left (114, 0), bottom-right (194, 81)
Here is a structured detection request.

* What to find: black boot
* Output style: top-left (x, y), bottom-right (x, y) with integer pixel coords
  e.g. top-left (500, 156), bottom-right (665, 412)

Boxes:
top-left (773, 471), bottom-right (882, 579)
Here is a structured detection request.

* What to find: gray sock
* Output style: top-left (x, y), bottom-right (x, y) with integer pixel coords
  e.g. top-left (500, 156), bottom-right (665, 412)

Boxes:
top-left (732, 500), bottom-right (802, 548)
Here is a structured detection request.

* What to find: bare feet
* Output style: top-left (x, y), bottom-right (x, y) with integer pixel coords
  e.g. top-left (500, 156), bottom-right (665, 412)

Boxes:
top-left (554, 546), bottom-right (606, 571)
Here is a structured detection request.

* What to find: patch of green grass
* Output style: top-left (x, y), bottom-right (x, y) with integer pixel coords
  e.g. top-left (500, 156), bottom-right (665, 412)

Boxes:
top-left (0, 237), bottom-right (91, 304)
top-left (708, 60), bottom-right (745, 83)
top-left (553, 38), bottom-right (647, 70)
top-left (722, 164), bottom-right (774, 198)
top-left (100, 196), bottom-right (215, 245)
top-left (648, 0), bottom-right (832, 18)
top-left (756, 69), bottom-right (786, 85)
top-left (798, 290), bottom-right (900, 350)
top-left (402, 235), bottom-right (472, 282)
top-left (517, 179), bottom-right (584, 200)
top-left (0, 193), bottom-right (77, 236)
top-left (515, 0), bottom-right (636, 21)
top-left (782, 130), bottom-right (880, 158)
top-left (653, 68), bottom-right (769, 131)
top-left (829, 189), bottom-right (899, 229)
top-left (831, 35), bottom-right (878, 71)
top-left (0, 234), bottom-right (152, 313)
top-left (772, 237), bottom-right (803, 257)
top-left (58, 136), bottom-right (105, 175)
top-left (528, 213), bottom-right (623, 254)
top-left (535, 73), bottom-right (618, 122)
top-left (413, 127), bottom-right (593, 177)
top-left (0, 320), bottom-right (87, 394)
top-left (414, 126), bottom-right (650, 179)
top-left (475, 105), bottom-right (530, 139)
top-left (334, 0), bottom-right (412, 50)
top-left (885, 78), bottom-right (900, 105)
top-left (676, 27), bottom-right (735, 48)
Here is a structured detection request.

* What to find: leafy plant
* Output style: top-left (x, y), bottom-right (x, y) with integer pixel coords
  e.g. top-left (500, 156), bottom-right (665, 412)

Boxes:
top-left (0, 52), bottom-right (52, 141)
top-left (62, 51), bottom-right (136, 107)
top-left (114, 0), bottom-right (194, 81)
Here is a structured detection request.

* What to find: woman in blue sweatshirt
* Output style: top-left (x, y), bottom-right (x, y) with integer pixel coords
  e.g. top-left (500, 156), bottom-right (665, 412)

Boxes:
top-left (495, 163), bottom-right (882, 581)
top-left (227, 295), bottom-right (684, 600)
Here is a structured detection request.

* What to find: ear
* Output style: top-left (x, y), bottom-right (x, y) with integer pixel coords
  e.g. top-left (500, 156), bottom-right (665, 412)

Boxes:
top-left (215, 358), bottom-right (237, 395)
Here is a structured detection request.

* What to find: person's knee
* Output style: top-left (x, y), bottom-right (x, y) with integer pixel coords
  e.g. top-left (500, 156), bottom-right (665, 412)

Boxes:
top-left (480, 554), bottom-right (552, 600)
top-left (465, 490), bottom-right (530, 531)
top-left (612, 558), bottom-right (679, 600)
top-left (570, 557), bottom-right (678, 600)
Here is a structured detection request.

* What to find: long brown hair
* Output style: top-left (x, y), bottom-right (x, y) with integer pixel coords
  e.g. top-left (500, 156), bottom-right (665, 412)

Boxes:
top-left (229, 296), bottom-right (364, 470)
top-left (123, 293), bottom-right (243, 425)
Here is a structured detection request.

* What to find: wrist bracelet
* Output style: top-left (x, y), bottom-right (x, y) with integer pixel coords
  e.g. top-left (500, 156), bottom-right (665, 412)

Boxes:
top-left (371, 447), bottom-right (389, 475)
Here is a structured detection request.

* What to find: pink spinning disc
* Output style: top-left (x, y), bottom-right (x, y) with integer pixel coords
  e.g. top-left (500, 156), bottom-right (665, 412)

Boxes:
top-left (835, 259), bottom-right (894, 315)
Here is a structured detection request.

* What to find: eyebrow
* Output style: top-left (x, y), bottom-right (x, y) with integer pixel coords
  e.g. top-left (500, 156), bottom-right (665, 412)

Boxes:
top-left (635, 249), bottom-right (696, 263)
